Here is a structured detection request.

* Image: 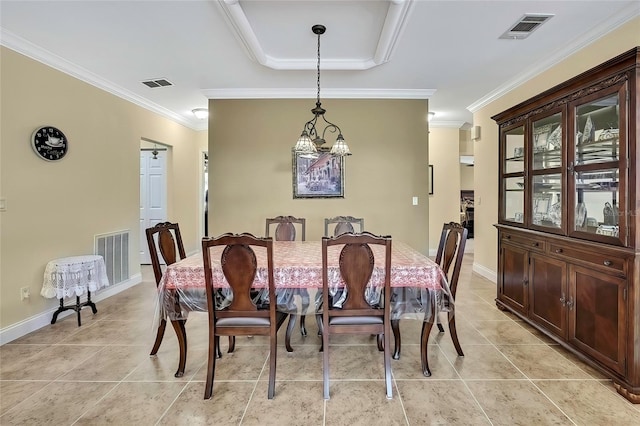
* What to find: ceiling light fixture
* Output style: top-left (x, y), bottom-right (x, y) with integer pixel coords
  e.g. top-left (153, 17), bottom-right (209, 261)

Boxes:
top-left (192, 108), bottom-right (209, 120)
top-left (294, 25), bottom-right (350, 157)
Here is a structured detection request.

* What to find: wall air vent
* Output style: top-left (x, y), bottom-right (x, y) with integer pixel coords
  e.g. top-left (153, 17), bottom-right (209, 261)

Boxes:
top-left (141, 78), bottom-right (173, 88)
top-left (499, 14), bottom-right (554, 40)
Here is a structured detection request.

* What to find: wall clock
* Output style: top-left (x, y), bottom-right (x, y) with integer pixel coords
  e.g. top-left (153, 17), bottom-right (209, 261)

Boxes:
top-left (31, 126), bottom-right (68, 161)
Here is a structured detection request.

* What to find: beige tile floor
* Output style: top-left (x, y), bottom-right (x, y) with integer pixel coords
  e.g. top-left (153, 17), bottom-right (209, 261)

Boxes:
top-left (2, 255), bottom-right (639, 425)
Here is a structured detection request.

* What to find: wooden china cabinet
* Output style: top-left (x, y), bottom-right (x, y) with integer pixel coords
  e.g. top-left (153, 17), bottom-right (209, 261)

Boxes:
top-left (492, 47), bottom-right (640, 403)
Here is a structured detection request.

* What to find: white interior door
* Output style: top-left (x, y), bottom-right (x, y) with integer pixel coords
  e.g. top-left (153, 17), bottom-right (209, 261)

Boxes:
top-left (140, 150), bottom-right (167, 264)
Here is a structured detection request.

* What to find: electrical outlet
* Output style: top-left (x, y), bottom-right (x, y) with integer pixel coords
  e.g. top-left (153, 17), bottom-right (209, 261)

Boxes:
top-left (20, 287), bottom-right (30, 300)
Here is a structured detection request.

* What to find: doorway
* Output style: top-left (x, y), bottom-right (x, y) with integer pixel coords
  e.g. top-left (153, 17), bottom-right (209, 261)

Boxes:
top-left (140, 148), bottom-right (167, 264)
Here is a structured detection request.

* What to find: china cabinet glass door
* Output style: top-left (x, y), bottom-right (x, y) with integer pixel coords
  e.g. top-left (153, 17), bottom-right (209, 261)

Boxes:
top-left (531, 112), bottom-right (563, 231)
top-left (570, 85), bottom-right (626, 244)
top-left (502, 125), bottom-right (525, 224)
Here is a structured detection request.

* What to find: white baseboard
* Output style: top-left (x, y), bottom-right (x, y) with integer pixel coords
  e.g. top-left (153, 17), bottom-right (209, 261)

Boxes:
top-left (473, 262), bottom-right (497, 284)
top-left (0, 273), bottom-right (142, 345)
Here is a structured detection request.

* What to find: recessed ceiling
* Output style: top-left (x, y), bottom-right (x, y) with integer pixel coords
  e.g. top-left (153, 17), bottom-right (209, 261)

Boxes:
top-left (1, 1), bottom-right (638, 131)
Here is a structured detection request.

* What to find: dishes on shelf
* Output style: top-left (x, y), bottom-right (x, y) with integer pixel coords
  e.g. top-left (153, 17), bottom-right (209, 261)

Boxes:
top-left (582, 115), bottom-right (595, 144)
top-left (575, 202), bottom-right (587, 228)
top-left (547, 124), bottom-right (562, 150)
top-left (548, 202), bottom-right (561, 226)
top-left (597, 128), bottom-right (619, 141)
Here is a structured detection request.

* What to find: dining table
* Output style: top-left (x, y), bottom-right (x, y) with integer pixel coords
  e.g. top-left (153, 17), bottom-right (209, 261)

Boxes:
top-left (156, 240), bottom-right (452, 377)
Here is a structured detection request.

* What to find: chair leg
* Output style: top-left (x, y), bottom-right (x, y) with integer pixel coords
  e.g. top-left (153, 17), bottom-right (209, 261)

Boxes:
top-left (420, 307), bottom-right (436, 377)
top-left (377, 334), bottom-right (384, 352)
top-left (215, 336), bottom-right (222, 358)
top-left (300, 289), bottom-right (310, 336)
top-left (171, 319), bottom-right (188, 378)
top-left (316, 314), bottom-right (324, 352)
top-left (436, 314), bottom-right (445, 333)
top-left (150, 319), bottom-right (167, 356)
top-left (390, 319), bottom-right (401, 360)
top-left (300, 315), bottom-right (307, 336)
top-left (204, 332), bottom-right (217, 399)
top-left (267, 335), bottom-right (277, 399)
top-left (316, 313), bottom-right (323, 336)
top-left (228, 336), bottom-right (236, 353)
top-left (285, 314), bottom-right (296, 352)
top-left (383, 328), bottom-right (393, 399)
top-left (448, 311), bottom-right (464, 356)
top-left (322, 319), bottom-right (330, 399)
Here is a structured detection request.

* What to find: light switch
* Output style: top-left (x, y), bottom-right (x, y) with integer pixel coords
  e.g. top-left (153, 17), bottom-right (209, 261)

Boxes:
top-left (0, 198), bottom-right (6, 211)
top-left (412, 196), bottom-right (418, 206)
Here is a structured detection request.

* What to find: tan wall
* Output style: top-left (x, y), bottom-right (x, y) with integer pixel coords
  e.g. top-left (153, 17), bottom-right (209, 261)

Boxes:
top-left (473, 18), bottom-right (640, 277)
top-left (428, 127), bottom-right (462, 251)
top-left (0, 47), bottom-right (204, 330)
top-left (458, 129), bottom-right (474, 190)
top-left (208, 99), bottom-right (430, 252)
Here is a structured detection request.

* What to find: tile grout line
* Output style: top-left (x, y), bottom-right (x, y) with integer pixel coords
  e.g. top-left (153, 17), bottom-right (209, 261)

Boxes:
top-left (434, 336), bottom-right (494, 425)
top-left (451, 307), bottom-right (579, 425)
top-left (238, 353), bottom-right (269, 425)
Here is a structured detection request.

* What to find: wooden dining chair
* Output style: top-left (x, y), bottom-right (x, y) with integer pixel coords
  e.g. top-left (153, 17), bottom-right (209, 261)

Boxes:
top-left (391, 222), bottom-right (467, 376)
top-left (324, 215), bottom-right (364, 237)
top-left (318, 216), bottom-right (366, 334)
top-left (320, 232), bottom-right (393, 400)
top-left (266, 216), bottom-right (308, 349)
top-left (265, 215), bottom-right (306, 241)
top-left (146, 222), bottom-right (187, 356)
top-left (202, 233), bottom-right (288, 400)
top-left (147, 222), bottom-right (233, 360)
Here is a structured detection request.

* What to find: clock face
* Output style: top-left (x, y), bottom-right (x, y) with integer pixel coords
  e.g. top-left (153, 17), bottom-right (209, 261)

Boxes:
top-left (31, 126), bottom-right (68, 161)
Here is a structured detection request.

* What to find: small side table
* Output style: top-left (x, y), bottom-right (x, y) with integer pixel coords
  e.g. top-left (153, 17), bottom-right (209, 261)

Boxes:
top-left (40, 255), bottom-right (110, 326)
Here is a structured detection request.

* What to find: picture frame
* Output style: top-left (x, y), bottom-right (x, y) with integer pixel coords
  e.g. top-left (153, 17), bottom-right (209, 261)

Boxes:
top-left (533, 123), bottom-right (553, 152)
top-left (292, 148), bottom-right (344, 198)
top-left (428, 165), bottom-right (434, 195)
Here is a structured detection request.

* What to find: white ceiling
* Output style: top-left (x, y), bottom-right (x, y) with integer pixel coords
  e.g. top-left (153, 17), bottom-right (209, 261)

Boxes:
top-left (1, 1), bottom-right (638, 131)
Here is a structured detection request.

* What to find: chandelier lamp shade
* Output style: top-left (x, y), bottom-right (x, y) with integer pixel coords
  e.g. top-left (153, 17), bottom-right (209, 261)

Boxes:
top-left (294, 25), bottom-right (351, 157)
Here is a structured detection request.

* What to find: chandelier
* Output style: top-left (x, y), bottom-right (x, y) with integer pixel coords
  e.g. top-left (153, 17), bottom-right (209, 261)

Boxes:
top-left (294, 25), bottom-right (351, 157)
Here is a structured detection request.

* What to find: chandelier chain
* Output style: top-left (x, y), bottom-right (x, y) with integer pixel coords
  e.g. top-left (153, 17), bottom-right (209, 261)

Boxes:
top-left (316, 31), bottom-right (321, 105)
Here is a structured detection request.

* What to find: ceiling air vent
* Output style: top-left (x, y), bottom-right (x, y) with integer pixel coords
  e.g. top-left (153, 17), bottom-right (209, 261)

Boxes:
top-left (499, 14), bottom-right (554, 40)
top-left (141, 78), bottom-right (173, 88)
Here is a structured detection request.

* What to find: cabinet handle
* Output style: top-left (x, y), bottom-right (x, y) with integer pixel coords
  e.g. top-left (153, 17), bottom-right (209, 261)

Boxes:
top-left (568, 161), bottom-right (575, 175)
top-left (523, 278), bottom-right (529, 286)
top-left (554, 248), bottom-right (563, 254)
top-left (566, 298), bottom-right (574, 310)
top-left (505, 235), bottom-right (511, 240)
top-left (532, 242), bottom-right (539, 247)
top-left (603, 260), bottom-right (613, 267)
top-left (560, 294), bottom-right (566, 306)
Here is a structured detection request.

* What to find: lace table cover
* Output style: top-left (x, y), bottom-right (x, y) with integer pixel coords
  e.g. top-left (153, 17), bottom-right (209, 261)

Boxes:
top-left (41, 255), bottom-right (110, 299)
top-left (158, 241), bottom-right (452, 322)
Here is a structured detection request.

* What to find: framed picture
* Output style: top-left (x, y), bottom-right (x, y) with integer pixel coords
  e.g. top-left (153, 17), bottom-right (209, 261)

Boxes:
top-left (533, 123), bottom-right (553, 152)
top-left (428, 165), bottom-right (434, 195)
top-left (292, 148), bottom-right (344, 198)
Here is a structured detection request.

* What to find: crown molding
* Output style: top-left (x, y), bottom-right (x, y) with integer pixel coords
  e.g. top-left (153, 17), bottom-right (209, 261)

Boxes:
top-left (203, 88), bottom-right (435, 99)
top-left (217, 0), bottom-right (414, 70)
top-left (468, 3), bottom-right (640, 112)
top-left (0, 28), bottom-right (205, 131)
top-left (429, 120), bottom-right (468, 129)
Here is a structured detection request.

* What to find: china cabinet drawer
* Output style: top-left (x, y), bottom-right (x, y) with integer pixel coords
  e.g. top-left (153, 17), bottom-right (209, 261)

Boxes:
top-left (548, 243), bottom-right (625, 274)
top-left (501, 233), bottom-right (546, 252)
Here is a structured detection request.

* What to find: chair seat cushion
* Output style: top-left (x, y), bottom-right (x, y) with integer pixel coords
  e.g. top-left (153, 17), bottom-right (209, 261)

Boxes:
top-left (216, 317), bottom-right (270, 327)
top-left (329, 316), bottom-right (383, 325)
top-left (216, 311), bottom-right (288, 327)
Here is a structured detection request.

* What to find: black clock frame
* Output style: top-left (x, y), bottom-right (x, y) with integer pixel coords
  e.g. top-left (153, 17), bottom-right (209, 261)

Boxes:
top-left (31, 126), bottom-right (68, 161)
